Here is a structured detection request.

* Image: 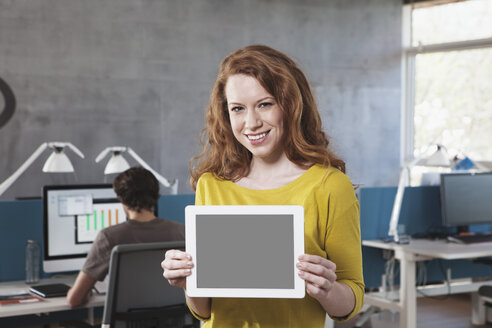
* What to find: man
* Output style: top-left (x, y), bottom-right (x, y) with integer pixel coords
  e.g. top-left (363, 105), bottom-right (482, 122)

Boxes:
top-left (67, 166), bottom-right (185, 307)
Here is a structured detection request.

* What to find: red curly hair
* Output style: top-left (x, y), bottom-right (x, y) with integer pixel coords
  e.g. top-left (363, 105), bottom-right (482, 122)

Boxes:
top-left (189, 45), bottom-right (345, 190)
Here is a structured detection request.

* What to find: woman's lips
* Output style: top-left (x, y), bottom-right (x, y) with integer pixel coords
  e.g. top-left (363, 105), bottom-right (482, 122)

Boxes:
top-left (246, 131), bottom-right (270, 145)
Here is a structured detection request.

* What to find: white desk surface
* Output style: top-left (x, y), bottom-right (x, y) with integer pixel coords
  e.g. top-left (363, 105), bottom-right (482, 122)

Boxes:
top-left (363, 238), bottom-right (492, 260)
top-left (0, 275), bottom-right (105, 318)
top-left (363, 238), bottom-right (492, 328)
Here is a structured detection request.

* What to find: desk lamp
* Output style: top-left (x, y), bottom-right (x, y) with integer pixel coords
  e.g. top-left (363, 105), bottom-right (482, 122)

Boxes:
top-left (95, 146), bottom-right (178, 195)
top-left (0, 142), bottom-right (85, 197)
top-left (388, 144), bottom-right (451, 243)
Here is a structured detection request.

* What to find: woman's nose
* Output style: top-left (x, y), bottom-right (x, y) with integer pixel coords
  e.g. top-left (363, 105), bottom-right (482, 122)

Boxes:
top-left (245, 109), bottom-right (261, 129)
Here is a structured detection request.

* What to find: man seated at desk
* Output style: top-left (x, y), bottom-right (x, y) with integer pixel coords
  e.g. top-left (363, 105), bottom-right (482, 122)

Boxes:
top-left (67, 167), bottom-right (185, 307)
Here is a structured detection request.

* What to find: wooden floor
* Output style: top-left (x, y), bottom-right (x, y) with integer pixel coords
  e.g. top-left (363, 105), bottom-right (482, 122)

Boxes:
top-left (336, 293), bottom-right (492, 328)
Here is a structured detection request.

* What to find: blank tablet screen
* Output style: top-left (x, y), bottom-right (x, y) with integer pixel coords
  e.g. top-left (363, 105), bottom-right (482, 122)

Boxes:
top-left (185, 205), bottom-right (305, 298)
top-left (196, 214), bottom-right (294, 289)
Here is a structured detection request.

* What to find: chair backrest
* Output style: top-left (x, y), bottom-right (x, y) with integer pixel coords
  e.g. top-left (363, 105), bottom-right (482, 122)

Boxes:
top-left (101, 241), bottom-right (187, 328)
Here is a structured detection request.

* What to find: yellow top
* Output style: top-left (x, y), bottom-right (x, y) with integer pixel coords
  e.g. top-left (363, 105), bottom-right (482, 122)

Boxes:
top-left (192, 164), bottom-right (364, 328)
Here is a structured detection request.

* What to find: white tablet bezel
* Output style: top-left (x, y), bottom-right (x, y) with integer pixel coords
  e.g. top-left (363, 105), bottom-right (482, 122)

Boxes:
top-left (185, 205), bottom-right (305, 298)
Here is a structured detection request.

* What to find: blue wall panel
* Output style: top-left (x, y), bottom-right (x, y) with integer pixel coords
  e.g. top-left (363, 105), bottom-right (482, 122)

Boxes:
top-left (157, 194), bottom-right (195, 224)
top-left (0, 200), bottom-right (44, 282)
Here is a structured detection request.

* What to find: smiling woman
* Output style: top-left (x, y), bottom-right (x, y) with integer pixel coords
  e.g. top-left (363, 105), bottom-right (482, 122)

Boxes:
top-left (161, 45), bottom-right (364, 328)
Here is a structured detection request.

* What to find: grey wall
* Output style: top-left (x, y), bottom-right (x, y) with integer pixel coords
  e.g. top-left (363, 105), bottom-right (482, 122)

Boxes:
top-left (0, 0), bottom-right (401, 200)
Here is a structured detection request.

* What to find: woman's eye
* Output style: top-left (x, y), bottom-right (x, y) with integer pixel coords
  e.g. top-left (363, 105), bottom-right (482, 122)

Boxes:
top-left (258, 102), bottom-right (272, 109)
top-left (230, 106), bottom-right (243, 112)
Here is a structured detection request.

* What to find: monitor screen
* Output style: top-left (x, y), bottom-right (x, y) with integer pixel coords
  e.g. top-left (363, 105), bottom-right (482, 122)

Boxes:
top-left (440, 172), bottom-right (492, 230)
top-left (43, 184), bottom-right (126, 273)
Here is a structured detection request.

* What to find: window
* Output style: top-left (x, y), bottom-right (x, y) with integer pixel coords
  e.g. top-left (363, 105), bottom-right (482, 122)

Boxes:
top-left (412, 0), bottom-right (492, 45)
top-left (403, 0), bottom-right (492, 166)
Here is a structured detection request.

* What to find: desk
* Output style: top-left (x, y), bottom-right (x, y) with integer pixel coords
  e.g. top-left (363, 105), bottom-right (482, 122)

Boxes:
top-left (363, 239), bottom-right (492, 328)
top-left (0, 276), bottom-right (105, 323)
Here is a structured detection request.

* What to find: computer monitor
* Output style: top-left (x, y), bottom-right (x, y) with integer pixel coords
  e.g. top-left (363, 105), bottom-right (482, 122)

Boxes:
top-left (440, 172), bottom-right (492, 233)
top-left (43, 184), bottom-right (127, 273)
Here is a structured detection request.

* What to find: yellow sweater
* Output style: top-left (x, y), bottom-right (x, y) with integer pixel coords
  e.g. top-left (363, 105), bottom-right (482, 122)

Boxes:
top-left (193, 164), bottom-right (364, 328)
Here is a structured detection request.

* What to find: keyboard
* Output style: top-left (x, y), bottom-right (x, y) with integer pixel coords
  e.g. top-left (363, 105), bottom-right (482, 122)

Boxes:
top-left (447, 234), bottom-right (492, 244)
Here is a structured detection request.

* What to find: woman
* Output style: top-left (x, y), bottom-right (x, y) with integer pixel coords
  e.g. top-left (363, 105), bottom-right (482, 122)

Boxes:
top-left (162, 45), bottom-right (364, 327)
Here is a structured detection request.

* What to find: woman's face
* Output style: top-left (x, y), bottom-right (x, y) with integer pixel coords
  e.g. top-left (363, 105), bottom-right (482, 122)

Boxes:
top-left (225, 74), bottom-right (285, 162)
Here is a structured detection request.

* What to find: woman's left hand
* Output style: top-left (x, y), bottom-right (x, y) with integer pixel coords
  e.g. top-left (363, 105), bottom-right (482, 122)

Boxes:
top-left (296, 254), bottom-right (337, 301)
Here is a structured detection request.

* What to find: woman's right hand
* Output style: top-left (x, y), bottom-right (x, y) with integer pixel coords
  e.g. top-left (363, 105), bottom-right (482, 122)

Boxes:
top-left (161, 249), bottom-right (194, 289)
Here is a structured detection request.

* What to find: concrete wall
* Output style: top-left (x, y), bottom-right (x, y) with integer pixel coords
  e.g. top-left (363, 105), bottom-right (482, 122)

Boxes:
top-left (0, 0), bottom-right (401, 199)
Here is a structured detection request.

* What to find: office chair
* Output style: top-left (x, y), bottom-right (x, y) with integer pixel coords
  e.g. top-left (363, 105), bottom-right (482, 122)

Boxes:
top-left (474, 285), bottom-right (492, 325)
top-left (101, 241), bottom-right (199, 328)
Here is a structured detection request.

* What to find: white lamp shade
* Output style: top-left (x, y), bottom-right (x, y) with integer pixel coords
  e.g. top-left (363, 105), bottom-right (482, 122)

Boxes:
top-left (415, 145), bottom-right (451, 167)
top-left (423, 147), bottom-right (451, 167)
top-left (42, 152), bottom-right (75, 172)
top-left (104, 153), bottom-right (130, 174)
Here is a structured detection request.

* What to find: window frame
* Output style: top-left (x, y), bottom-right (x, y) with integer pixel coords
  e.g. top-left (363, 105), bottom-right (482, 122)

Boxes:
top-left (401, 3), bottom-right (492, 166)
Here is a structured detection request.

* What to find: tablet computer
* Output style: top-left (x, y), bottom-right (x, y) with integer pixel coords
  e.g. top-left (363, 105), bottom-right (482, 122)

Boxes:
top-left (185, 205), bottom-right (305, 298)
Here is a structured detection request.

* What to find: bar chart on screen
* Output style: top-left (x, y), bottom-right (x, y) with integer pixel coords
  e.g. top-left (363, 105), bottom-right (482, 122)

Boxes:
top-left (76, 201), bottom-right (126, 243)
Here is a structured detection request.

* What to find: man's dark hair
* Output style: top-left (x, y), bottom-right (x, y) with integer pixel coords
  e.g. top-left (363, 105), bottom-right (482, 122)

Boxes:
top-left (113, 166), bottom-right (159, 213)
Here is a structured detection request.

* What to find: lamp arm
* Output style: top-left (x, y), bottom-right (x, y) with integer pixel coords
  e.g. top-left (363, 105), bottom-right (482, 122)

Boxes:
top-left (388, 166), bottom-right (410, 239)
top-left (64, 142), bottom-right (85, 159)
top-left (95, 147), bottom-right (111, 163)
top-left (0, 143), bottom-right (48, 196)
top-left (126, 148), bottom-right (178, 194)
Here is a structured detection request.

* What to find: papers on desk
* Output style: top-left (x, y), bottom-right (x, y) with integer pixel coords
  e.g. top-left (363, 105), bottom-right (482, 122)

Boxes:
top-left (0, 291), bottom-right (43, 306)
